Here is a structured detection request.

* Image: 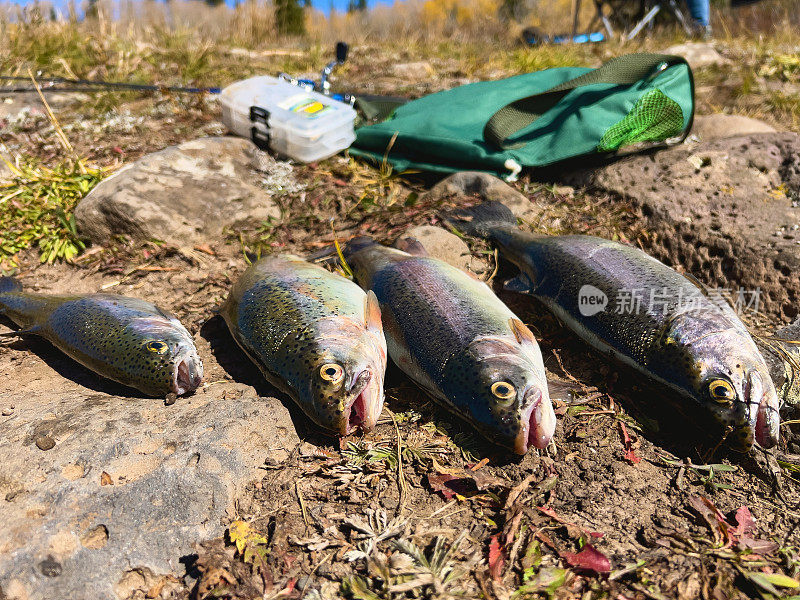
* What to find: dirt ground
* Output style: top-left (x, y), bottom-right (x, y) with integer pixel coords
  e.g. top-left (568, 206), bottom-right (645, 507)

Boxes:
top-left (2, 175), bottom-right (799, 600)
top-left (2, 41), bottom-right (800, 600)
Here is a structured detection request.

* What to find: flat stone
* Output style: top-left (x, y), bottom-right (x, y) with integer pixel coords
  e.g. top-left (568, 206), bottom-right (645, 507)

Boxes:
top-left (0, 391), bottom-right (300, 599)
top-left (692, 114), bottom-right (777, 141)
top-left (571, 133), bottom-right (800, 321)
top-left (399, 225), bottom-right (472, 272)
top-left (391, 61), bottom-right (434, 80)
top-left (75, 137), bottom-right (285, 247)
top-left (663, 42), bottom-right (730, 69)
top-left (422, 171), bottom-right (540, 222)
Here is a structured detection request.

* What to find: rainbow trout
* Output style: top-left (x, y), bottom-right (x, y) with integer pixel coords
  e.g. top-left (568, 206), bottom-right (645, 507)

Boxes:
top-left (448, 202), bottom-right (780, 450)
top-left (0, 276), bottom-right (203, 397)
top-left (344, 238), bottom-right (554, 455)
top-left (220, 255), bottom-right (387, 435)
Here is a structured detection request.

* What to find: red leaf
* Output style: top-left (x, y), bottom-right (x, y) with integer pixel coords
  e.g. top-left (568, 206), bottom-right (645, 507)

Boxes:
top-left (688, 495), bottom-right (732, 547)
top-left (733, 506), bottom-right (756, 537)
top-left (488, 535), bottom-right (505, 582)
top-left (619, 422), bottom-right (641, 464)
top-left (561, 544), bottom-right (611, 574)
top-left (426, 473), bottom-right (459, 500)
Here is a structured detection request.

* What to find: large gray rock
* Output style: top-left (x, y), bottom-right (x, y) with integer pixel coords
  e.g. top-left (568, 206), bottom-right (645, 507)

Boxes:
top-left (573, 133), bottom-right (800, 321)
top-left (75, 137), bottom-right (286, 247)
top-left (399, 225), bottom-right (473, 272)
top-left (423, 171), bottom-right (540, 222)
top-left (0, 389), bottom-right (299, 600)
top-left (663, 42), bottom-right (730, 69)
top-left (692, 114), bottom-right (777, 141)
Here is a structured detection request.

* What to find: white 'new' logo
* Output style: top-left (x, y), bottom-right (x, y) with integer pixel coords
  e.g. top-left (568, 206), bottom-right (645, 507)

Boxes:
top-left (578, 285), bottom-right (608, 317)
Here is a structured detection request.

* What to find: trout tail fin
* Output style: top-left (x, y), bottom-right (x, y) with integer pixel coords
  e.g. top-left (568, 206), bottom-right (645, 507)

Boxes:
top-left (444, 201), bottom-right (518, 240)
top-left (0, 276), bottom-right (22, 295)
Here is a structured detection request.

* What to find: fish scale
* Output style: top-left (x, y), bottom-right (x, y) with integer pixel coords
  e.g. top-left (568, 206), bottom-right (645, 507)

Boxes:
top-left (344, 239), bottom-right (554, 454)
top-left (449, 201), bottom-right (780, 451)
top-left (0, 277), bottom-right (203, 397)
top-left (220, 254), bottom-right (387, 435)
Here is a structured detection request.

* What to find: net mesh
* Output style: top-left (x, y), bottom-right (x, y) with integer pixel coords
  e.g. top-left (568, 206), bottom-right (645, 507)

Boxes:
top-left (597, 88), bottom-right (685, 152)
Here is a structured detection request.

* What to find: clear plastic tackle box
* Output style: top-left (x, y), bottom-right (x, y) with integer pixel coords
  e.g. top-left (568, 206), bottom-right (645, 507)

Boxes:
top-left (220, 75), bottom-right (357, 163)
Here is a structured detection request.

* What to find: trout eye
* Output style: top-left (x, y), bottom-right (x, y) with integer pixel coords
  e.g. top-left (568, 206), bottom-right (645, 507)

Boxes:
top-left (145, 340), bottom-right (168, 354)
top-left (320, 363), bottom-right (344, 385)
top-left (491, 381), bottom-right (516, 405)
top-left (708, 379), bottom-right (735, 404)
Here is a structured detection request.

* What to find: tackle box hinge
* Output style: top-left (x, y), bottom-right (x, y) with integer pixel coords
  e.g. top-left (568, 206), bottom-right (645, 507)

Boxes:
top-left (249, 106), bottom-right (271, 150)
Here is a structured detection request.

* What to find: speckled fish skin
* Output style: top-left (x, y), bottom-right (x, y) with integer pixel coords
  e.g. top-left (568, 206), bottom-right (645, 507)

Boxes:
top-left (0, 276), bottom-right (203, 397)
top-left (220, 254), bottom-right (387, 435)
top-left (449, 202), bottom-right (780, 451)
top-left (344, 238), bottom-right (554, 455)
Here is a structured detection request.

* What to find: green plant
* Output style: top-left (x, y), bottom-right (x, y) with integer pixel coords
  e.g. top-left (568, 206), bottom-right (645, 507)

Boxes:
top-left (0, 158), bottom-right (108, 267)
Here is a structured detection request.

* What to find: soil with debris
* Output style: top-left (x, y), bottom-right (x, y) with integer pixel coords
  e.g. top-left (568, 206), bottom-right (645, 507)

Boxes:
top-left (2, 46), bottom-right (800, 600)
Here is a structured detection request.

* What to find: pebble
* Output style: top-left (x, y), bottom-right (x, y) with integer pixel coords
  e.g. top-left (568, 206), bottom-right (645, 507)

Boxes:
top-left (35, 435), bottom-right (56, 451)
top-left (38, 556), bottom-right (62, 577)
top-left (2, 409), bottom-right (12, 416)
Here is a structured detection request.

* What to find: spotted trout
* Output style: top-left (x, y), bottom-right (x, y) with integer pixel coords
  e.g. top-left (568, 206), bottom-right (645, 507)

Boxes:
top-left (0, 276), bottom-right (203, 397)
top-left (448, 202), bottom-right (780, 450)
top-left (220, 254), bottom-right (387, 435)
top-left (343, 238), bottom-right (554, 455)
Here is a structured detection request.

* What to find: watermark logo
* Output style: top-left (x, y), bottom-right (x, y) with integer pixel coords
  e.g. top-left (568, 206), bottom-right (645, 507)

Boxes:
top-left (577, 285), bottom-right (760, 317)
top-left (578, 284), bottom-right (608, 316)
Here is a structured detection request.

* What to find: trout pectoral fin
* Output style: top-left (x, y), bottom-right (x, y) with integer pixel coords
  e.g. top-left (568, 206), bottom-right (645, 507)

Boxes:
top-left (395, 237), bottom-right (428, 257)
top-left (504, 273), bottom-right (533, 294)
top-left (509, 318), bottom-right (536, 345)
top-left (364, 290), bottom-right (383, 334)
top-left (0, 325), bottom-right (42, 337)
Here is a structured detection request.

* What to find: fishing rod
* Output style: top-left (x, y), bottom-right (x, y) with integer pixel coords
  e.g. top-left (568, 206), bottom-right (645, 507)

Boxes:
top-left (0, 75), bottom-right (221, 94)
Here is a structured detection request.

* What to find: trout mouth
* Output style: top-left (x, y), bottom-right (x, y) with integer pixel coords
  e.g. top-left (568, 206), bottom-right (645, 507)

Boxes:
top-left (743, 370), bottom-right (779, 449)
top-left (342, 370), bottom-right (375, 435)
top-left (172, 356), bottom-right (203, 396)
top-left (514, 388), bottom-right (556, 455)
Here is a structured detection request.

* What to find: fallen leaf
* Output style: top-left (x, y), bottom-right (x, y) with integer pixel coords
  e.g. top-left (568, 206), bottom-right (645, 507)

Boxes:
top-left (619, 422), bottom-right (641, 464)
top-left (193, 243), bottom-right (216, 256)
top-left (517, 567), bottom-right (567, 596)
top-left (228, 521), bottom-right (269, 561)
top-left (425, 461), bottom-right (509, 499)
top-left (733, 506), bottom-right (755, 537)
top-left (488, 535), bottom-right (505, 582)
top-left (425, 473), bottom-right (460, 500)
top-left (561, 544), bottom-right (611, 574)
top-left (761, 573), bottom-right (800, 588)
top-left (537, 506), bottom-right (604, 538)
top-left (688, 495), bottom-right (730, 546)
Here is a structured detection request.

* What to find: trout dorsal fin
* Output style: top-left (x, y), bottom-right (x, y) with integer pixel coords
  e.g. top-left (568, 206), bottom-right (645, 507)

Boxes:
top-left (682, 271), bottom-right (740, 317)
top-left (364, 290), bottom-right (383, 334)
top-left (509, 317), bottom-right (536, 345)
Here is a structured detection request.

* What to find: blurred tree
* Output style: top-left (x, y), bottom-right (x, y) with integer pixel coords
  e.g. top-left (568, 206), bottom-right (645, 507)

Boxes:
top-left (348, 0), bottom-right (368, 12)
top-left (275, 0), bottom-right (307, 34)
top-left (84, 0), bottom-right (99, 19)
top-left (205, 0), bottom-right (225, 6)
top-left (499, 0), bottom-right (528, 21)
